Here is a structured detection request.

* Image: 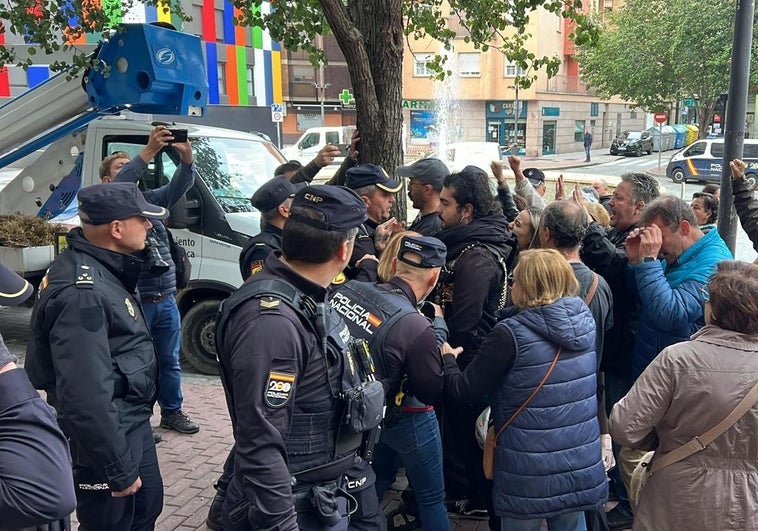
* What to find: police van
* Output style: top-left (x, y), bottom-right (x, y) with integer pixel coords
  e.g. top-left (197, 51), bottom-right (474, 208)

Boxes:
top-left (666, 138), bottom-right (758, 188)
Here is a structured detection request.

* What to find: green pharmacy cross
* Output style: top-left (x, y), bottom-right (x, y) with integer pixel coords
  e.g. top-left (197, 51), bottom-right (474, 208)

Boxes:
top-left (339, 89), bottom-right (354, 105)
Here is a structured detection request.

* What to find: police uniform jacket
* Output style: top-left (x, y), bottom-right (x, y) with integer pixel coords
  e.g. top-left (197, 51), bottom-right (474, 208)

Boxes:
top-left (0, 365), bottom-right (76, 529)
top-left (217, 253), bottom-right (354, 530)
top-left (26, 228), bottom-right (158, 492)
top-left (238, 224), bottom-right (282, 280)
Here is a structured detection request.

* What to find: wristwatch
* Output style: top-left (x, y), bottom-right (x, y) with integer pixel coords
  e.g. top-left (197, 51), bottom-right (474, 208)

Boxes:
top-left (642, 256), bottom-right (657, 263)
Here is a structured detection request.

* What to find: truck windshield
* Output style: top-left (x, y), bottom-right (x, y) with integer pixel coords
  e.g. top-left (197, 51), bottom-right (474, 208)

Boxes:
top-left (192, 136), bottom-right (284, 213)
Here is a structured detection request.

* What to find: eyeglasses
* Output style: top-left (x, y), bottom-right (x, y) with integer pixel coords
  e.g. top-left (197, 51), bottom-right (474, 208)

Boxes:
top-left (699, 285), bottom-right (709, 301)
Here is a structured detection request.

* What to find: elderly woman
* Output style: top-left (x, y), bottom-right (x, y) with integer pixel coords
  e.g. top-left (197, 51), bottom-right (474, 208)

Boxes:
top-left (609, 260), bottom-right (758, 530)
top-left (442, 249), bottom-right (607, 531)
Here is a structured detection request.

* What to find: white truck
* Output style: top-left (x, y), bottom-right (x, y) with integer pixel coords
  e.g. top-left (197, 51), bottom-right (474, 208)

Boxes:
top-left (0, 23), bottom-right (286, 374)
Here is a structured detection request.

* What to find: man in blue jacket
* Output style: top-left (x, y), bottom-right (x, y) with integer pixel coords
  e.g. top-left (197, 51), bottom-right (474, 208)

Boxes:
top-left (619, 195), bottom-right (732, 502)
top-left (101, 124), bottom-right (200, 436)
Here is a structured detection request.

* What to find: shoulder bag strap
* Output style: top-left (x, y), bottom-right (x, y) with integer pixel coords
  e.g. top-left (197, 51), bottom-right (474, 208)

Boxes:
top-left (584, 272), bottom-right (599, 305)
top-left (493, 346), bottom-right (563, 447)
top-left (650, 380), bottom-right (758, 473)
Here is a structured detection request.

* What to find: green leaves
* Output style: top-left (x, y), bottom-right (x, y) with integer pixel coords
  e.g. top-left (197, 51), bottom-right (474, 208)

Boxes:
top-left (576, 0), bottom-right (758, 132)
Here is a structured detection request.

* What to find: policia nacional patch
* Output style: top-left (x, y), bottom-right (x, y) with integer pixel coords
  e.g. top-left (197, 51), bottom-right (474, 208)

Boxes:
top-left (265, 371), bottom-right (295, 407)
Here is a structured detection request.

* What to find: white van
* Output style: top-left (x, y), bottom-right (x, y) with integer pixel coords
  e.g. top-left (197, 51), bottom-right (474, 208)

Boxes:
top-left (281, 126), bottom-right (356, 164)
top-left (666, 138), bottom-right (758, 188)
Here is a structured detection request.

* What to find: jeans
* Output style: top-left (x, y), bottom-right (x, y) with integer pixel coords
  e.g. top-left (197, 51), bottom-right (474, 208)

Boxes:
top-left (141, 294), bottom-right (183, 414)
top-left (500, 512), bottom-right (585, 531)
top-left (584, 145), bottom-right (591, 161)
top-left (372, 409), bottom-right (450, 531)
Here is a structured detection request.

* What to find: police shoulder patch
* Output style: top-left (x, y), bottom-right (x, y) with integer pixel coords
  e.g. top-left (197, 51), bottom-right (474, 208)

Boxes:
top-left (250, 260), bottom-right (264, 276)
top-left (265, 371), bottom-right (295, 408)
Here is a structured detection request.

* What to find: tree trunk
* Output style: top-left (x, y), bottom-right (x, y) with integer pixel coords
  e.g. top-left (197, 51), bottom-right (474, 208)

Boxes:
top-left (319, 0), bottom-right (407, 220)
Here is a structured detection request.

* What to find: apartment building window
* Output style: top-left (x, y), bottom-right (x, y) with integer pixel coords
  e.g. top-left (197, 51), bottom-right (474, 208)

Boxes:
top-left (458, 53), bottom-right (481, 77)
top-left (292, 65), bottom-right (315, 83)
top-left (217, 63), bottom-right (227, 96)
top-left (246, 67), bottom-right (254, 97)
top-left (591, 102), bottom-right (599, 117)
top-left (413, 54), bottom-right (434, 77)
top-left (574, 120), bottom-right (586, 142)
top-left (504, 60), bottom-right (526, 78)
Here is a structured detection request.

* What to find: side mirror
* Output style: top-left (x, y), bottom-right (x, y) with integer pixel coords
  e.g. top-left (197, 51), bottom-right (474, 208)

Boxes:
top-left (168, 196), bottom-right (201, 229)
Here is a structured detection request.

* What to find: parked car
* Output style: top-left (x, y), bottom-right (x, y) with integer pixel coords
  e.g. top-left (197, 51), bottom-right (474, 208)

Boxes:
top-left (610, 131), bottom-right (653, 156)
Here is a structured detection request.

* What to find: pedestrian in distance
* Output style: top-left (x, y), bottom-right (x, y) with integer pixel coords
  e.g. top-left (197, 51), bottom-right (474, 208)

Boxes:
top-left (26, 182), bottom-right (168, 531)
top-left (584, 129), bottom-right (593, 162)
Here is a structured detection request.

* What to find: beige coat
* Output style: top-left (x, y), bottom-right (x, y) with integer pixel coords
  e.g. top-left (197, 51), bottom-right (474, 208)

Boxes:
top-left (609, 325), bottom-right (758, 531)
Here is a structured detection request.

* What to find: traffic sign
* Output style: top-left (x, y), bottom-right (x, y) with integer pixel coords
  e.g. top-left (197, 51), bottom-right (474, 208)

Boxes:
top-left (271, 103), bottom-right (284, 123)
top-left (654, 112), bottom-right (667, 124)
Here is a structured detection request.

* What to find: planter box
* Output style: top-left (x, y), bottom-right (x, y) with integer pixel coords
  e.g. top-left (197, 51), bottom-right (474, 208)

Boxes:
top-left (0, 245), bottom-right (54, 276)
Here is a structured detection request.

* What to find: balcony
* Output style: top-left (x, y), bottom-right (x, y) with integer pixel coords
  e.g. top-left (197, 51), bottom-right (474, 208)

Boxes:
top-left (542, 75), bottom-right (597, 96)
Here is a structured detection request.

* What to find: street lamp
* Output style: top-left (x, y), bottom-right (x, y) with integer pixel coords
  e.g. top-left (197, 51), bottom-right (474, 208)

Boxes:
top-left (314, 35), bottom-right (331, 126)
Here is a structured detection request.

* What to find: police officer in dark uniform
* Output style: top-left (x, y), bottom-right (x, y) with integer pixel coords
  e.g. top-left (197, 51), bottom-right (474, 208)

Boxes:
top-left (331, 235), bottom-right (450, 530)
top-left (239, 175), bottom-right (297, 280)
top-left (0, 263), bottom-right (76, 531)
top-left (344, 165), bottom-right (404, 281)
top-left (215, 185), bottom-right (384, 531)
top-left (26, 182), bottom-right (167, 531)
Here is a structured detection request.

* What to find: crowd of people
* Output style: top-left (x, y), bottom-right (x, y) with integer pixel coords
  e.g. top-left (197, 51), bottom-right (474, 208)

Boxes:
top-left (1, 128), bottom-right (757, 531)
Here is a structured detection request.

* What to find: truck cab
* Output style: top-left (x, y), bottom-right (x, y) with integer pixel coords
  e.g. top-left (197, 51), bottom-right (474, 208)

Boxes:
top-left (0, 23), bottom-right (285, 374)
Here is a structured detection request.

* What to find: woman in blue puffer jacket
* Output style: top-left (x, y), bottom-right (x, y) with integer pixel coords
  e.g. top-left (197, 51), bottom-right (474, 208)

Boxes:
top-left (442, 249), bottom-right (607, 531)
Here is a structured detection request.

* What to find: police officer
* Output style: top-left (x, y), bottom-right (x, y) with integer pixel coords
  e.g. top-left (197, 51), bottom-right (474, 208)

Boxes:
top-left (239, 175), bottom-right (297, 280)
top-left (215, 185), bottom-right (384, 531)
top-left (344, 165), bottom-right (404, 280)
top-left (26, 182), bottom-right (166, 531)
top-left (0, 263), bottom-right (76, 530)
top-left (207, 176), bottom-right (300, 530)
top-left (331, 235), bottom-right (449, 530)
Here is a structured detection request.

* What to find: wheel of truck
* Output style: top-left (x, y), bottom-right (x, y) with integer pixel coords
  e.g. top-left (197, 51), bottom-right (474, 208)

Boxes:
top-left (746, 173), bottom-right (757, 189)
top-left (671, 168), bottom-right (686, 184)
top-left (181, 299), bottom-right (221, 375)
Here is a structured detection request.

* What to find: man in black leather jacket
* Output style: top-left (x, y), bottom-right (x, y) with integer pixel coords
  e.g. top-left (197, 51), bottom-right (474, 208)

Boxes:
top-left (433, 166), bottom-right (513, 528)
top-left (26, 182), bottom-right (168, 531)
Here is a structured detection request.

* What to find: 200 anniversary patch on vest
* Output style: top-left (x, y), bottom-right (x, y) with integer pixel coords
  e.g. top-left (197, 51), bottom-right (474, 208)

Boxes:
top-left (265, 371), bottom-right (295, 407)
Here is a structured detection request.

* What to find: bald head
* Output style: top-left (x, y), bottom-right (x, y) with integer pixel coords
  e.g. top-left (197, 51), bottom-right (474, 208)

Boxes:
top-left (539, 201), bottom-right (589, 251)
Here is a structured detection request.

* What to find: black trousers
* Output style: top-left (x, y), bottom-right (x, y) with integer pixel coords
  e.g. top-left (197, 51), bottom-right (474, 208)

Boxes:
top-left (345, 460), bottom-right (385, 531)
top-left (74, 422), bottom-right (163, 531)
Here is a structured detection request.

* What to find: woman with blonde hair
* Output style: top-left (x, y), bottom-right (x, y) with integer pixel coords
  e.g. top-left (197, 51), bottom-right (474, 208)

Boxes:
top-left (442, 249), bottom-right (607, 531)
top-left (610, 261), bottom-right (758, 530)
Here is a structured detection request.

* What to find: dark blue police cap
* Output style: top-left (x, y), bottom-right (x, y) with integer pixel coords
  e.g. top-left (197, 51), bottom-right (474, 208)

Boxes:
top-left (345, 164), bottom-right (402, 193)
top-left (251, 175), bottom-right (296, 212)
top-left (78, 182), bottom-right (168, 225)
top-left (398, 235), bottom-right (447, 268)
top-left (523, 167), bottom-right (546, 188)
top-left (290, 185), bottom-right (367, 231)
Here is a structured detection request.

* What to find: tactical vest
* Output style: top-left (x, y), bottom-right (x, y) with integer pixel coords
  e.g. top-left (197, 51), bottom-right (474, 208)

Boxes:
top-left (434, 242), bottom-right (508, 344)
top-left (215, 277), bottom-right (382, 481)
top-left (330, 280), bottom-right (419, 410)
